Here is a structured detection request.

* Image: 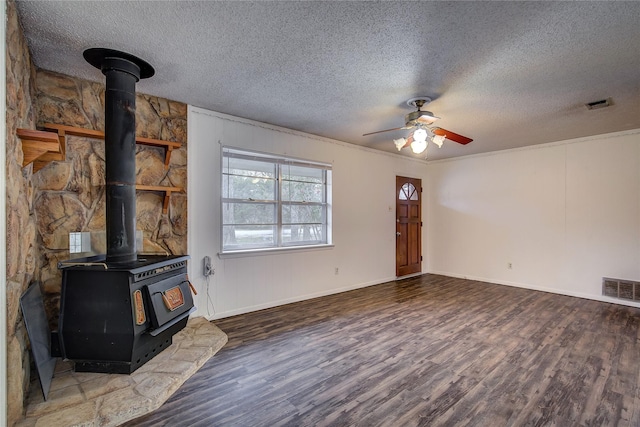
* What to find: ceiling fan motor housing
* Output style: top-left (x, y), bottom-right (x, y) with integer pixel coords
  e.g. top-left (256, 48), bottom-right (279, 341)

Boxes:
top-left (405, 110), bottom-right (439, 126)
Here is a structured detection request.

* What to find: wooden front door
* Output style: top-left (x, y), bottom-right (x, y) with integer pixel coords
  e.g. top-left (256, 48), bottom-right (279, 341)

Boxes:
top-left (396, 176), bottom-right (422, 277)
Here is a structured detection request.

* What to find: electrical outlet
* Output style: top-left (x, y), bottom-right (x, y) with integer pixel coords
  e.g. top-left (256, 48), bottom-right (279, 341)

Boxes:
top-left (203, 256), bottom-right (213, 276)
top-left (507, 262), bottom-right (512, 269)
top-left (335, 267), bottom-right (339, 275)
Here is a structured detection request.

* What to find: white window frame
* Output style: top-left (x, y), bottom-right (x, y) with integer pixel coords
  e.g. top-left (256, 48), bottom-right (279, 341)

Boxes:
top-left (221, 146), bottom-right (332, 255)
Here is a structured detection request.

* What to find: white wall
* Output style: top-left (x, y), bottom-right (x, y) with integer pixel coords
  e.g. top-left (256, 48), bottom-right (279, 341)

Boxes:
top-left (188, 106), bottom-right (429, 319)
top-left (426, 130), bottom-right (640, 306)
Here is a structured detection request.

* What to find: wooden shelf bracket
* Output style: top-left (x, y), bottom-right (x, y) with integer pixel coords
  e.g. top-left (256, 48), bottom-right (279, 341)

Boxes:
top-left (136, 185), bottom-right (184, 214)
top-left (16, 128), bottom-right (65, 172)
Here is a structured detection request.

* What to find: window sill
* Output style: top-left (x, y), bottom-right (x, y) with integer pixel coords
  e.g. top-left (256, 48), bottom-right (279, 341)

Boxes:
top-left (218, 244), bottom-right (334, 259)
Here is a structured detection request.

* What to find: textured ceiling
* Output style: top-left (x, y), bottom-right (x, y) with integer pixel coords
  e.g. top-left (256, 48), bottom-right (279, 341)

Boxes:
top-left (15, 1), bottom-right (640, 160)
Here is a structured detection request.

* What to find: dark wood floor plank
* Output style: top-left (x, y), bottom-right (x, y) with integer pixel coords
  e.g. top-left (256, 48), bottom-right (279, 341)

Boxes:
top-left (125, 274), bottom-right (640, 426)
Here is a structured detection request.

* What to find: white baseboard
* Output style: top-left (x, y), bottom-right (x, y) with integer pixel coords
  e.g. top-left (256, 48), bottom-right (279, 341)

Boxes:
top-left (428, 270), bottom-right (640, 309)
top-left (205, 276), bottom-right (397, 320)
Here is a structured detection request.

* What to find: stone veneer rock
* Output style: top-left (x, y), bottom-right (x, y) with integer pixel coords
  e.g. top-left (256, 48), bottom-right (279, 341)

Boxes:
top-left (6, 1), bottom-right (189, 424)
top-left (6, 1), bottom-right (39, 424)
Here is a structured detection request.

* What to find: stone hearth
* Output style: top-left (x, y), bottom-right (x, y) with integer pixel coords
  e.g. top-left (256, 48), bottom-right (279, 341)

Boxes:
top-left (16, 317), bottom-right (227, 427)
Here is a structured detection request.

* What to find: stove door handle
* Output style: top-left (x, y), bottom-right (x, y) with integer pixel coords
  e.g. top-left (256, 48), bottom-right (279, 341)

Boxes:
top-left (186, 274), bottom-right (197, 295)
top-left (161, 292), bottom-right (172, 310)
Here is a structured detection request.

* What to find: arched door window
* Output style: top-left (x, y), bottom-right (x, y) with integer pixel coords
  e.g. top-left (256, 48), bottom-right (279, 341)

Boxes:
top-left (399, 182), bottom-right (418, 201)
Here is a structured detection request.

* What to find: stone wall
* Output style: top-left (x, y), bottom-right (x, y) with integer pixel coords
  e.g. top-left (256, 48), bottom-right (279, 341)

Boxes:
top-left (6, 1), bottom-right (188, 423)
top-left (6, 0), bottom-right (38, 424)
top-left (34, 69), bottom-right (188, 326)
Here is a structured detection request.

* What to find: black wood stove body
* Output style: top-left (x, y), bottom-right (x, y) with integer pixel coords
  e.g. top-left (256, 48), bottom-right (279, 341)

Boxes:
top-left (56, 48), bottom-right (194, 374)
top-left (58, 255), bottom-right (194, 373)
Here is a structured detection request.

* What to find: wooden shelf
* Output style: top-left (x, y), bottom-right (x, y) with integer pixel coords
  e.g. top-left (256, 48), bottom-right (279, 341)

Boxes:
top-left (136, 185), bottom-right (183, 214)
top-left (16, 128), bottom-right (65, 172)
top-left (43, 123), bottom-right (182, 169)
top-left (18, 123), bottom-right (185, 213)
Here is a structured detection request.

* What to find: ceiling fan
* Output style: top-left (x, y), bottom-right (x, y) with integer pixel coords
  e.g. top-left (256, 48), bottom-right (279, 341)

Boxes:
top-left (363, 97), bottom-right (473, 155)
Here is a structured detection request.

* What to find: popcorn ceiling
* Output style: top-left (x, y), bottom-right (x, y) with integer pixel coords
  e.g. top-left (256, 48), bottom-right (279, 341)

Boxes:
top-left (15, 1), bottom-right (640, 160)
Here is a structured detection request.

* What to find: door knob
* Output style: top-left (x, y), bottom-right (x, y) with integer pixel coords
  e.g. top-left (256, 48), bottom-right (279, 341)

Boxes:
top-left (396, 232), bottom-right (401, 237)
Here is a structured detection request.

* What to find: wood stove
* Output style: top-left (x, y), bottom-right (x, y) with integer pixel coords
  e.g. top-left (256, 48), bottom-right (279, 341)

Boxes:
top-left (58, 255), bottom-right (193, 373)
top-left (56, 49), bottom-right (194, 374)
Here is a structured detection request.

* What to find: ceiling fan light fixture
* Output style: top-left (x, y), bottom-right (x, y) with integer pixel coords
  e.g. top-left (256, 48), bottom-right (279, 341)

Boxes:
top-left (410, 128), bottom-right (428, 154)
top-left (432, 134), bottom-right (446, 148)
top-left (393, 138), bottom-right (406, 151)
top-left (413, 128), bottom-right (427, 142)
top-left (410, 139), bottom-right (427, 154)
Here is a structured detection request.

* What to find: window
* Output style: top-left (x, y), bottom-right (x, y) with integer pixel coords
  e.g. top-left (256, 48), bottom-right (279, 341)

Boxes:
top-left (222, 147), bottom-right (331, 252)
top-left (399, 183), bottom-right (418, 201)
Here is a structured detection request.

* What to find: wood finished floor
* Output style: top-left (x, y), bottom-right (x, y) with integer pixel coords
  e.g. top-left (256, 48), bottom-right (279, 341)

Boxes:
top-left (125, 274), bottom-right (640, 426)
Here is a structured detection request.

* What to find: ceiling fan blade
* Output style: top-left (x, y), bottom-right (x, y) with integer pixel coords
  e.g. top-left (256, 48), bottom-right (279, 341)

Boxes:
top-left (434, 127), bottom-right (473, 145)
top-left (362, 127), bottom-right (405, 137)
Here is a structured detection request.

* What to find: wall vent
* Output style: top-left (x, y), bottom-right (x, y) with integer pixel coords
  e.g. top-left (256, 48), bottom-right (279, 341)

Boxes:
top-left (603, 277), bottom-right (640, 301)
top-left (586, 98), bottom-right (612, 110)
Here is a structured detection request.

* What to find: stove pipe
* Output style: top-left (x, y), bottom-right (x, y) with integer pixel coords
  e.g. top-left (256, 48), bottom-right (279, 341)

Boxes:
top-left (83, 48), bottom-right (155, 263)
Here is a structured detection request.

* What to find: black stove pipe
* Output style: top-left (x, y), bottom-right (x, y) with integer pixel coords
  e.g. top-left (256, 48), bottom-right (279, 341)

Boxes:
top-left (83, 48), bottom-right (155, 263)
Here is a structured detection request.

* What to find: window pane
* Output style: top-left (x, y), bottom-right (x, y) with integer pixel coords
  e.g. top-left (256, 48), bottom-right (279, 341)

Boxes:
top-left (223, 157), bottom-right (276, 178)
top-left (282, 165), bottom-right (323, 183)
top-left (223, 202), bottom-right (276, 225)
top-left (282, 224), bottom-right (325, 243)
top-left (409, 185), bottom-right (418, 200)
top-left (281, 181), bottom-right (323, 203)
top-left (223, 225), bottom-right (276, 249)
top-left (282, 204), bottom-right (324, 224)
top-left (399, 185), bottom-right (407, 200)
top-left (223, 174), bottom-right (275, 200)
